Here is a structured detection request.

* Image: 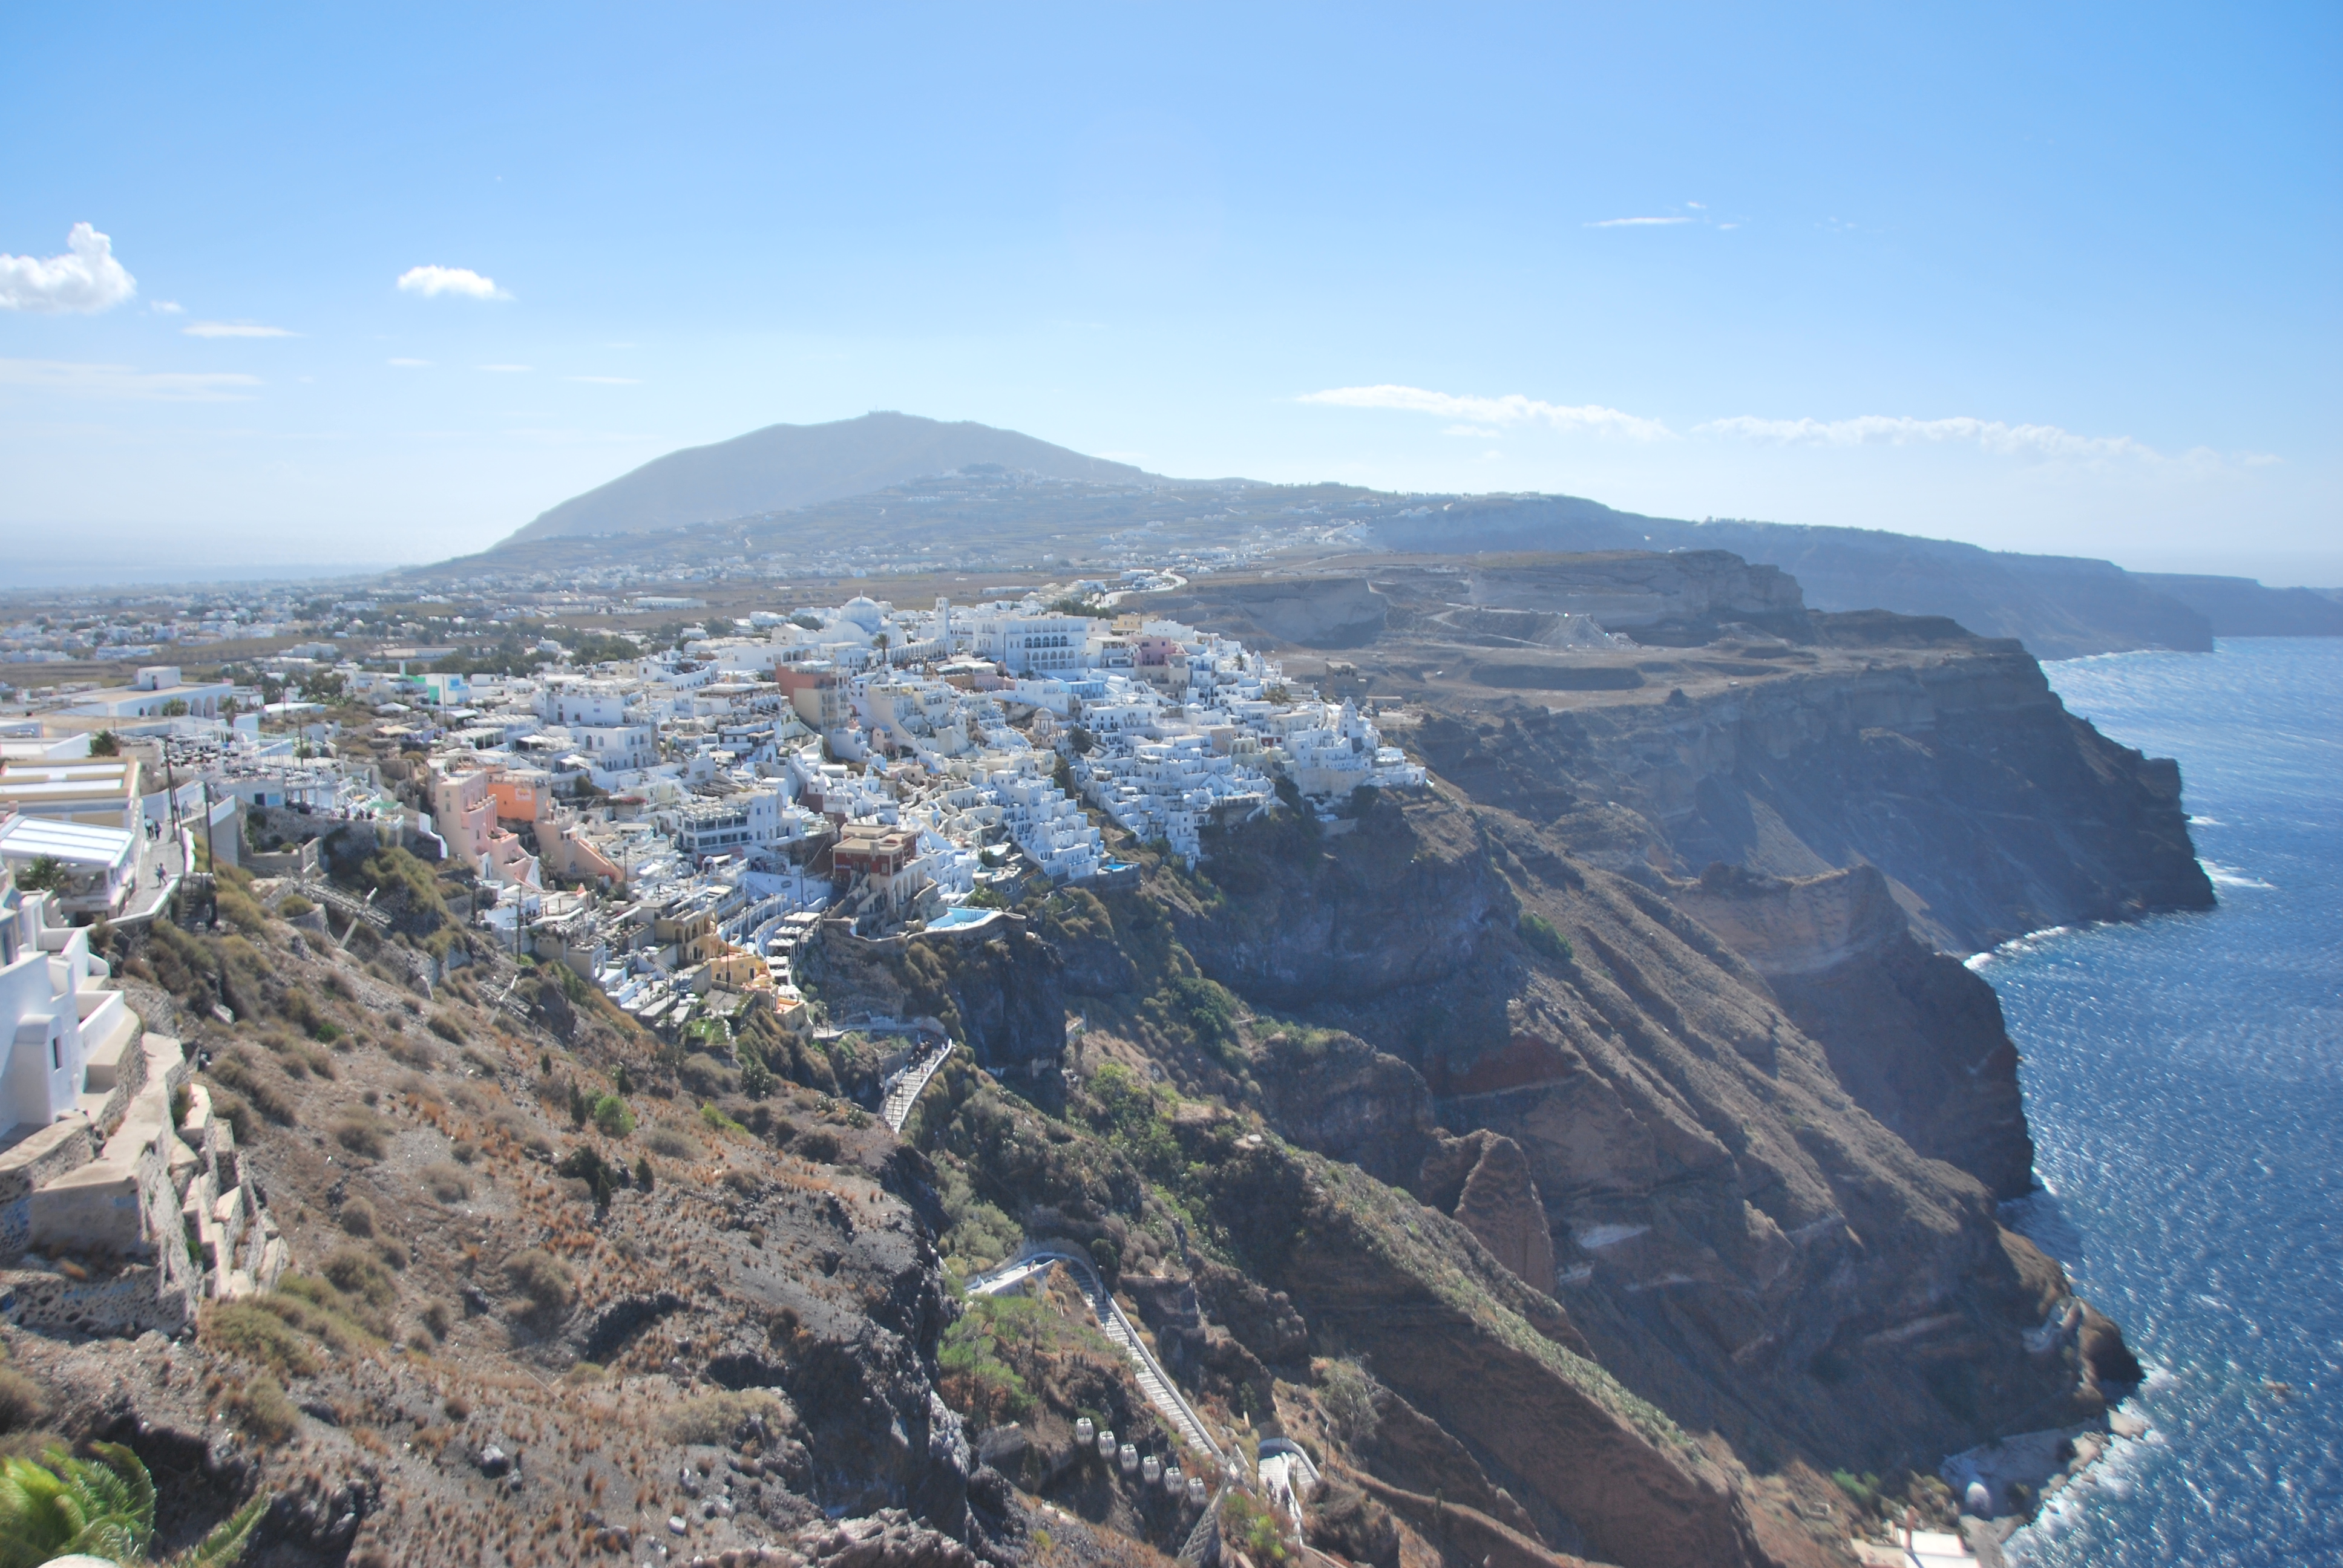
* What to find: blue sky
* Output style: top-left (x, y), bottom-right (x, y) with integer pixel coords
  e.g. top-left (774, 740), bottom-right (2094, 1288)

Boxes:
top-left (3, 2), bottom-right (2337, 583)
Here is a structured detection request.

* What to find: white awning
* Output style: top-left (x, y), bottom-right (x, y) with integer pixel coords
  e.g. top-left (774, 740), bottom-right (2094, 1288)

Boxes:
top-left (0, 814), bottom-right (137, 871)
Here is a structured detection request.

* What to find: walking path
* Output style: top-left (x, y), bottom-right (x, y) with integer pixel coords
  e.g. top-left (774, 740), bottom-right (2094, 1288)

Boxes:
top-left (879, 1037), bottom-right (957, 1133)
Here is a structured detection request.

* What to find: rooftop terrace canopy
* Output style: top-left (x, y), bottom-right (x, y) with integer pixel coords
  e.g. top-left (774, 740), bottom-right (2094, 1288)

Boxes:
top-left (0, 814), bottom-right (137, 872)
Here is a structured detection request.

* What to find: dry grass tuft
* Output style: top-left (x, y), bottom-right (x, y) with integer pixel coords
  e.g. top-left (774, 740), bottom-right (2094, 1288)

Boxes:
top-left (419, 1161), bottom-right (472, 1203)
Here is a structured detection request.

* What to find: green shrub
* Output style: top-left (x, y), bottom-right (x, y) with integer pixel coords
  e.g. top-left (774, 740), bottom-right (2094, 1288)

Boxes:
top-left (234, 1374), bottom-right (300, 1443)
top-left (1831, 1469), bottom-right (1884, 1513)
top-left (336, 1195), bottom-right (378, 1237)
top-left (1519, 911), bottom-right (1575, 964)
top-left (556, 1145), bottom-right (624, 1205)
top-left (937, 1299), bottom-right (1037, 1427)
top-left (591, 1094), bottom-right (635, 1137)
top-left (739, 1047), bottom-right (774, 1100)
top-left (268, 1273), bottom-right (393, 1346)
top-left (320, 1246), bottom-right (398, 1310)
top-left (203, 1301), bottom-right (322, 1378)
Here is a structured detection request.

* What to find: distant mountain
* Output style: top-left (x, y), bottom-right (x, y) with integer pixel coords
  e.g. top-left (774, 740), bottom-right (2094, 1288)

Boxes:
top-left (2133, 573), bottom-right (2343, 638)
top-left (502, 411), bottom-right (1154, 545)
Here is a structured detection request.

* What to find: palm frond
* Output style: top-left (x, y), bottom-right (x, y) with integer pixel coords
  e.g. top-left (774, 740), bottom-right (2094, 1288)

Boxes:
top-left (84, 1443), bottom-right (157, 1541)
top-left (62, 1515), bottom-right (146, 1564)
top-left (162, 1492), bottom-right (270, 1568)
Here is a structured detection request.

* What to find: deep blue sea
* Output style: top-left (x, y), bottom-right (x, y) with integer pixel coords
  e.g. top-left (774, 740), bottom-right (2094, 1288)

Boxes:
top-left (1968, 639), bottom-right (2343, 1567)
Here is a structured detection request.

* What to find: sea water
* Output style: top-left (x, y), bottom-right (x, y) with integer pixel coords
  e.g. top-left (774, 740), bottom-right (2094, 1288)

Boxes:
top-left (1970, 639), bottom-right (2343, 1566)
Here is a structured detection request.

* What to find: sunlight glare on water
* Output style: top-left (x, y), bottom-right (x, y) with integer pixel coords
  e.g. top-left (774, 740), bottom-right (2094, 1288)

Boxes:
top-left (1973, 640), bottom-right (2343, 1567)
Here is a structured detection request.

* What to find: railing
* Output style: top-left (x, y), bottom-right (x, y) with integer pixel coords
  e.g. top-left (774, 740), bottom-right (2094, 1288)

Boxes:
top-left (879, 1038), bottom-right (956, 1133)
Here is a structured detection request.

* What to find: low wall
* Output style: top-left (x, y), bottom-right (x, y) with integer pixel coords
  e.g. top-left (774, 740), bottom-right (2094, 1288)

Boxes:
top-left (0, 1260), bottom-right (195, 1337)
top-left (0, 1122), bottom-right (97, 1263)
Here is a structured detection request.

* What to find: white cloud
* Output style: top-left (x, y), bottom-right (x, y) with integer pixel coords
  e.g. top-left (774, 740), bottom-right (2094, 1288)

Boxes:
top-left (151, 300), bottom-right (183, 315)
top-left (184, 321), bottom-right (298, 339)
top-left (396, 264), bottom-right (509, 300)
top-left (0, 223), bottom-right (137, 313)
top-left (388, 358), bottom-right (432, 368)
top-left (0, 358), bottom-right (259, 402)
top-left (1442, 423), bottom-right (1502, 438)
top-left (477, 363), bottom-right (532, 373)
top-left (565, 374), bottom-right (639, 385)
top-left (1697, 414), bottom-right (2162, 461)
top-left (1587, 215), bottom-right (1693, 227)
top-left (1301, 384), bottom-right (1674, 441)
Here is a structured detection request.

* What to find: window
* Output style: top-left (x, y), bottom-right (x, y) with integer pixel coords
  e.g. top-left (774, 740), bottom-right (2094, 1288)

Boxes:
top-left (51, 1036), bottom-right (61, 1071)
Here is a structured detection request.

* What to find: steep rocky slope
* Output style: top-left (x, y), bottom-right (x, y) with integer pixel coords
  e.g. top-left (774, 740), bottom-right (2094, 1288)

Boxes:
top-left (7, 567), bottom-right (2209, 1568)
top-left (1171, 558), bottom-right (2213, 953)
top-left (7, 890), bottom-right (1021, 1567)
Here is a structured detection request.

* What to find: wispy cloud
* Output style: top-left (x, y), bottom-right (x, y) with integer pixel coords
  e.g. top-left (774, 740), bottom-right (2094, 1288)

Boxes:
top-left (184, 321), bottom-right (298, 339)
top-left (388, 358), bottom-right (432, 368)
top-left (1697, 414), bottom-right (2164, 461)
top-left (565, 374), bottom-right (638, 385)
top-left (150, 300), bottom-right (183, 315)
top-left (1301, 384), bottom-right (1673, 441)
top-left (396, 264), bottom-right (509, 300)
top-left (0, 223), bottom-right (137, 313)
top-left (477, 363), bottom-right (533, 373)
top-left (0, 358), bottom-right (259, 402)
top-left (1587, 215), bottom-right (1694, 227)
top-left (1304, 382), bottom-right (2233, 469)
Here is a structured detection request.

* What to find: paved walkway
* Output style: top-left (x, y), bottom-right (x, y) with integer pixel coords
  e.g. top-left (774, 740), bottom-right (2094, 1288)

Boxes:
top-left (879, 1037), bottom-right (957, 1133)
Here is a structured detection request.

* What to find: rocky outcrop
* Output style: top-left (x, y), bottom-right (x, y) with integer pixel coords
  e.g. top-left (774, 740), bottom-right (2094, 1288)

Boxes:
top-left (1252, 1029), bottom-right (1440, 1189)
top-left (1667, 864), bottom-right (2036, 1198)
top-left (1418, 1131), bottom-right (1559, 1295)
top-left (799, 917), bottom-right (1067, 1104)
top-left (1188, 1131), bottom-right (1764, 1568)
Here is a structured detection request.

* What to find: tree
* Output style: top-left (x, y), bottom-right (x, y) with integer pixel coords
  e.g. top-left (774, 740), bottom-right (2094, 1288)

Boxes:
top-left (0, 1441), bottom-right (266, 1567)
top-left (160, 699), bottom-right (191, 717)
top-left (89, 730), bottom-right (120, 757)
top-left (15, 857), bottom-right (67, 893)
top-left (739, 1044), bottom-right (774, 1100)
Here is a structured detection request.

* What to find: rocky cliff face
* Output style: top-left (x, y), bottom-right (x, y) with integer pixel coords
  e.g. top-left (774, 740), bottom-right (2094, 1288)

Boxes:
top-left (1404, 625), bottom-right (2213, 954)
top-left (1668, 864), bottom-right (2035, 1199)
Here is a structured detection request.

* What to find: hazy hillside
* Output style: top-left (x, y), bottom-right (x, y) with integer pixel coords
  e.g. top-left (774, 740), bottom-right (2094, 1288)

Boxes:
top-left (503, 411), bottom-right (1155, 544)
top-left (1366, 497), bottom-right (2220, 659)
top-left (2135, 573), bottom-right (2343, 637)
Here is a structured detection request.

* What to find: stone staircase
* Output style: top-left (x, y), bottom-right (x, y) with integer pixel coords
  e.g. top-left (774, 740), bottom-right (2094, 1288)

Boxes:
top-left (879, 1038), bottom-right (956, 1133)
top-left (0, 1011), bottom-right (289, 1336)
